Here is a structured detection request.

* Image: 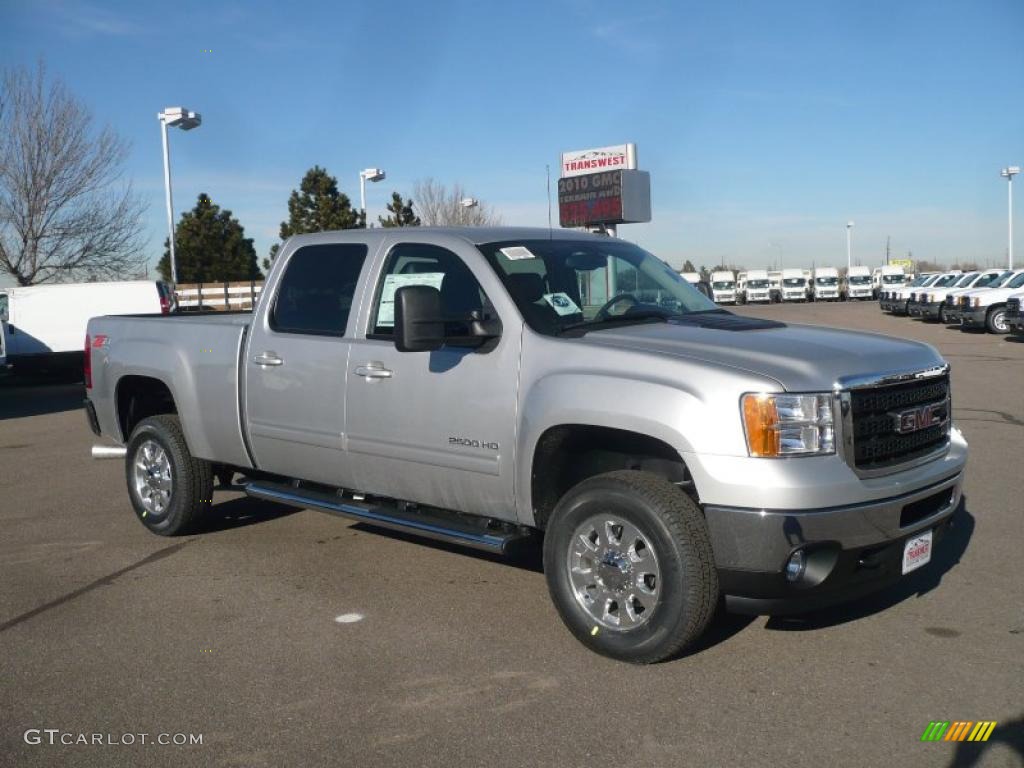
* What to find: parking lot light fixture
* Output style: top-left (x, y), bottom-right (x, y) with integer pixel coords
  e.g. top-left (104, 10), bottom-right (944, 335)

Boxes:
top-left (158, 107), bottom-right (202, 285)
top-left (359, 168), bottom-right (386, 227)
top-left (1001, 167), bottom-right (1019, 270)
top-left (846, 222), bottom-right (854, 272)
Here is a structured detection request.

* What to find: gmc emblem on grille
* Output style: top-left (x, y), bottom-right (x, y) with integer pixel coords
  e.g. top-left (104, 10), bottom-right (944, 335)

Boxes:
top-left (890, 401), bottom-right (948, 434)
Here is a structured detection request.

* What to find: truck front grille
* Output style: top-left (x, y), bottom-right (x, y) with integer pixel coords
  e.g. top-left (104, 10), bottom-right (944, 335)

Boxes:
top-left (1008, 298), bottom-right (1020, 318)
top-left (849, 375), bottom-right (950, 470)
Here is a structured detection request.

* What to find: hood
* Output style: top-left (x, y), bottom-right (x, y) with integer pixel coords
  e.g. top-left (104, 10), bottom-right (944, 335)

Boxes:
top-left (574, 317), bottom-right (944, 392)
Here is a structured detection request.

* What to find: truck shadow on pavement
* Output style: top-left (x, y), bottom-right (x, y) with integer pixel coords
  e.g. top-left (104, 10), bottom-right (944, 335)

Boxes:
top-left (0, 375), bottom-right (85, 420)
top-left (196, 496), bottom-right (298, 533)
top-left (763, 498), bottom-right (974, 633)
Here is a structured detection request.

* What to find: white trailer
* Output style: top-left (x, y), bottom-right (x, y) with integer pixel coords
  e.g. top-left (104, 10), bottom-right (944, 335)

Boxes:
top-left (0, 281), bottom-right (168, 373)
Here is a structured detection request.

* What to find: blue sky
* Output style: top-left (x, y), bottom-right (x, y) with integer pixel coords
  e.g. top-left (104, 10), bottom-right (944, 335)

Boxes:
top-left (2, 0), bottom-right (1022, 279)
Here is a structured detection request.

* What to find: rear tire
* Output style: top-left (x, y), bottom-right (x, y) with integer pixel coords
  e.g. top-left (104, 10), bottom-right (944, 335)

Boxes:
top-left (986, 305), bottom-right (1009, 334)
top-left (125, 414), bottom-right (213, 536)
top-left (543, 471), bottom-right (718, 663)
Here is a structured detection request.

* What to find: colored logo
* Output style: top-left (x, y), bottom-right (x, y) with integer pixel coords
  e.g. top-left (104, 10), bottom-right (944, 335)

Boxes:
top-left (921, 721), bottom-right (997, 742)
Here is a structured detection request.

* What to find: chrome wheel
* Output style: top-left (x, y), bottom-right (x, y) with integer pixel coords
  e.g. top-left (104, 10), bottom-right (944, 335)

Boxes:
top-left (132, 439), bottom-right (172, 516)
top-left (992, 310), bottom-right (1008, 332)
top-left (567, 515), bottom-right (660, 630)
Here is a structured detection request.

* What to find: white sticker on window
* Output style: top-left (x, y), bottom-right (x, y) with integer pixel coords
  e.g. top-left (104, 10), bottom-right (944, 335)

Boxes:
top-left (543, 292), bottom-right (580, 316)
top-left (376, 272), bottom-right (445, 327)
top-left (499, 246), bottom-right (537, 261)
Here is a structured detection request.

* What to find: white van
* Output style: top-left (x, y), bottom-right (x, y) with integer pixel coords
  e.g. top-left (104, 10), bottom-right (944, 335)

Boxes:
top-left (780, 269), bottom-right (809, 302)
top-left (845, 266), bottom-right (873, 300)
top-left (0, 280), bottom-right (169, 373)
top-left (710, 270), bottom-right (736, 304)
top-left (812, 267), bottom-right (841, 301)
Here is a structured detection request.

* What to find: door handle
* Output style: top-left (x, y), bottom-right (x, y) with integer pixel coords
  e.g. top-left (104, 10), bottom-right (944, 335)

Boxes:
top-left (253, 352), bottom-right (283, 367)
top-left (354, 363), bottom-right (393, 379)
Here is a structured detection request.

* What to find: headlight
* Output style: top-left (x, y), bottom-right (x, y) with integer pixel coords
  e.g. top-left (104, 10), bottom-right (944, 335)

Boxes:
top-left (741, 393), bottom-right (835, 457)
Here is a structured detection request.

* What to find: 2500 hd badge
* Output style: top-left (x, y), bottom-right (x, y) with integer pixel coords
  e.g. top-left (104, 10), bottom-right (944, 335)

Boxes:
top-left (449, 436), bottom-right (499, 450)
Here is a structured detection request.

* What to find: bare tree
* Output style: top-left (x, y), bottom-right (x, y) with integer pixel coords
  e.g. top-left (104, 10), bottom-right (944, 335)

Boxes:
top-left (412, 178), bottom-right (502, 226)
top-left (0, 63), bottom-right (147, 285)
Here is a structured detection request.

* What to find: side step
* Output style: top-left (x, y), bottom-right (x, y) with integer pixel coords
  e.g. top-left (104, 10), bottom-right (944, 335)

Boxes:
top-left (245, 481), bottom-right (526, 554)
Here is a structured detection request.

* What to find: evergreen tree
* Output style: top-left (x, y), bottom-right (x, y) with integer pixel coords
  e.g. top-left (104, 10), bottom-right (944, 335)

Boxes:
top-left (378, 192), bottom-right (421, 227)
top-left (265, 166), bottom-right (364, 268)
top-left (157, 194), bottom-right (261, 283)
top-left (681, 259), bottom-right (697, 273)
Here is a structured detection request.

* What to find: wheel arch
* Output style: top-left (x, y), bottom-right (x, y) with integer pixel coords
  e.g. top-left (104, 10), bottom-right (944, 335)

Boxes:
top-left (116, 374), bottom-right (178, 443)
top-left (527, 424), bottom-right (695, 530)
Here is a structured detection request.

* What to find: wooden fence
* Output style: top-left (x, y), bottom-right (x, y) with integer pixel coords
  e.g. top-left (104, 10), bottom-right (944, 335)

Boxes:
top-left (175, 281), bottom-right (264, 311)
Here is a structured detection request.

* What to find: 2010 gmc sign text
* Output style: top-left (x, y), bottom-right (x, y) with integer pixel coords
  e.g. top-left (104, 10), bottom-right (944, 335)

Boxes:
top-left (558, 171), bottom-right (624, 227)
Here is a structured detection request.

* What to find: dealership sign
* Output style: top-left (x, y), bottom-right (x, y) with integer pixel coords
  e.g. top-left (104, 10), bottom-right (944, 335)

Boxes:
top-left (561, 143), bottom-right (637, 178)
top-left (558, 169), bottom-right (651, 227)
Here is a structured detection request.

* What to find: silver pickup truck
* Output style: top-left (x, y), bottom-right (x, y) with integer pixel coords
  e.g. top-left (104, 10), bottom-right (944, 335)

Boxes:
top-left (85, 227), bottom-right (967, 663)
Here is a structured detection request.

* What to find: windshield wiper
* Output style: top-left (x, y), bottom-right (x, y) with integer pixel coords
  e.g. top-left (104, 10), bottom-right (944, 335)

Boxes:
top-left (556, 311), bottom-right (671, 336)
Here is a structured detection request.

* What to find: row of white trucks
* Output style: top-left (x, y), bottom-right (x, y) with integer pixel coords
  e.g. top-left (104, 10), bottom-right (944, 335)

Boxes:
top-left (878, 267), bottom-right (1024, 335)
top-left (692, 265), bottom-right (906, 305)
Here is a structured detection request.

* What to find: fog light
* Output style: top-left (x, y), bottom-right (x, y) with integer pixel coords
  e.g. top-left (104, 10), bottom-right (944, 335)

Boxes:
top-left (785, 550), bottom-right (806, 582)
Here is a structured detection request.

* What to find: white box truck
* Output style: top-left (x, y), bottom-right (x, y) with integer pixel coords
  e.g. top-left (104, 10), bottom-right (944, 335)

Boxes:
top-left (873, 265), bottom-right (906, 299)
top-left (0, 280), bottom-right (169, 374)
top-left (780, 269), bottom-right (809, 302)
top-left (812, 268), bottom-right (841, 301)
top-left (710, 270), bottom-right (736, 304)
top-left (744, 270), bottom-right (771, 303)
top-left (845, 266), bottom-right (873, 300)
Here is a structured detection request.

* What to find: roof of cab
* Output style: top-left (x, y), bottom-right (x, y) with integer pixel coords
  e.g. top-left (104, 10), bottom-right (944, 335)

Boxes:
top-left (284, 226), bottom-right (610, 248)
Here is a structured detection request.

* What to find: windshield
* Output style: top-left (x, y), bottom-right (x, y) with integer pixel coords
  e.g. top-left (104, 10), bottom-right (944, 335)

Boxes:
top-left (934, 274), bottom-right (961, 287)
top-left (848, 276), bottom-right (870, 284)
top-left (479, 239), bottom-right (718, 336)
top-left (954, 273), bottom-right (979, 287)
top-left (908, 275), bottom-right (930, 286)
top-left (980, 271), bottom-right (1013, 288)
top-left (1008, 272), bottom-right (1024, 289)
top-left (882, 274), bottom-right (906, 284)
top-left (747, 279), bottom-right (769, 289)
top-left (783, 278), bottom-right (805, 287)
top-left (815, 276), bottom-right (838, 285)
top-left (712, 281), bottom-right (734, 290)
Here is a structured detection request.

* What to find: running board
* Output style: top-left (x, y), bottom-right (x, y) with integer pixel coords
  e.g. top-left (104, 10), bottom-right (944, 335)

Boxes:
top-left (245, 481), bottom-right (525, 554)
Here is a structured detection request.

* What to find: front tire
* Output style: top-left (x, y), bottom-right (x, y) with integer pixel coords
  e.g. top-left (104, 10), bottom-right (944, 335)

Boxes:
top-left (125, 414), bottom-right (213, 536)
top-left (986, 305), bottom-right (1009, 334)
top-left (543, 471), bottom-right (718, 663)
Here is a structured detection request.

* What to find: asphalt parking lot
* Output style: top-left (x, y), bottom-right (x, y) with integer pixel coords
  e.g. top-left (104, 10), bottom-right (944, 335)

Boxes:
top-left (2, 301), bottom-right (1022, 768)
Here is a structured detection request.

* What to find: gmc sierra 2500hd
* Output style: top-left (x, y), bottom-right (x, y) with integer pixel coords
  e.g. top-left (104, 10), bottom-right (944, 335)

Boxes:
top-left (85, 228), bottom-right (967, 663)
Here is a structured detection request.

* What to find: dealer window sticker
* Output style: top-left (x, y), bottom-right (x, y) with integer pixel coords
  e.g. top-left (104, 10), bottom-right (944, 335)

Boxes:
top-left (376, 272), bottom-right (445, 327)
top-left (499, 246), bottom-right (537, 261)
top-left (543, 292), bottom-right (580, 316)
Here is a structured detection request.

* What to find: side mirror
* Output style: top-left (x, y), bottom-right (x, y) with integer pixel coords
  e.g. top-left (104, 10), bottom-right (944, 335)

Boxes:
top-left (394, 285), bottom-right (445, 352)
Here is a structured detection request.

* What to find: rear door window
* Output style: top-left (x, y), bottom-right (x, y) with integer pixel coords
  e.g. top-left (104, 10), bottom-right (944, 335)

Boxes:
top-left (271, 244), bottom-right (369, 336)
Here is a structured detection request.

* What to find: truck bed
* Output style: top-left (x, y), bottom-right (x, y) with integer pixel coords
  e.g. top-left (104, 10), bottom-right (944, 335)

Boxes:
top-left (87, 312), bottom-right (253, 468)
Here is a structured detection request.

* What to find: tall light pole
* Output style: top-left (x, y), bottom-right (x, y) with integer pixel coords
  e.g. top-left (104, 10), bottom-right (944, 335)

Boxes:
top-left (846, 221), bottom-right (854, 272)
top-left (157, 107), bottom-right (201, 285)
top-left (1001, 166), bottom-right (1019, 270)
top-left (359, 168), bottom-right (386, 227)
